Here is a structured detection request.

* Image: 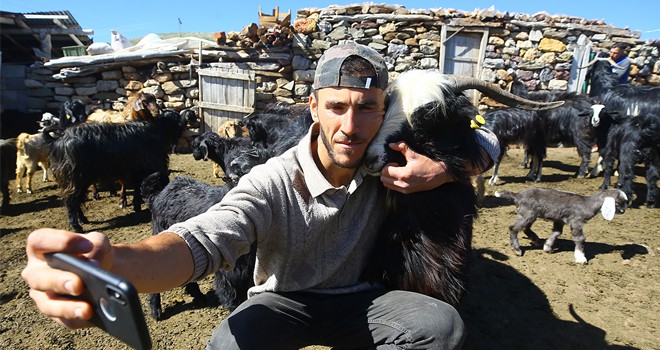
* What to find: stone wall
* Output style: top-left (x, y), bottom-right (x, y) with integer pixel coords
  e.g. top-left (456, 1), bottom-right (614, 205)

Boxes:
top-left (26, 3), bottom-right (659, 117)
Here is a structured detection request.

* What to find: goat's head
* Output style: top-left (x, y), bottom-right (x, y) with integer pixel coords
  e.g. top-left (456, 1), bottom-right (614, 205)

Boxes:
top-left (600, 189), bottom-right (629, 220)
top-left (192, 131), bottom-right (224, 162)
top-left (224, 145), bottom-right (268, 185)
top-left (364, 69), bottom-right (564, 175)
top-left (126, 92), bottom-right (161, 120)
top-left (38, 112), bottom-right (59, 131)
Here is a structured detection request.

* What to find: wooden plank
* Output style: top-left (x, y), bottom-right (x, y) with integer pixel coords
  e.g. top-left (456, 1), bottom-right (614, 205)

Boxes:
top-left (199, 101), bottom-right (254, 114)
top-left (198, 68), bottom-right (254, 81)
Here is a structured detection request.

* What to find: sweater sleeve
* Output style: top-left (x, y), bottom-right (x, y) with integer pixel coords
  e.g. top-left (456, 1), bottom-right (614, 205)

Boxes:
top-left (164, 176), bottom-right (271, 284)
top-left (474, 127), bottom-right (500, 173)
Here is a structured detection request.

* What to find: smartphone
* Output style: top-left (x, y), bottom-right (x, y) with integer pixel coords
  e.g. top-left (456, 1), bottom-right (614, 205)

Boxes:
top-left (46, 252), bottom-right (152, 350)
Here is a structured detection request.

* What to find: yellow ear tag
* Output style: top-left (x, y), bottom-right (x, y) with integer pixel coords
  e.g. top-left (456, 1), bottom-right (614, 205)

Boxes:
top-left (66, 114), bottom-right (72, 120)
top-left (470, 114), bottom-right (485, 129)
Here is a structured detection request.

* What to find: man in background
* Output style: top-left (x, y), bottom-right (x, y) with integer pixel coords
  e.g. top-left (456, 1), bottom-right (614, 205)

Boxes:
top-left (609, 42), bottom-right (631, 84)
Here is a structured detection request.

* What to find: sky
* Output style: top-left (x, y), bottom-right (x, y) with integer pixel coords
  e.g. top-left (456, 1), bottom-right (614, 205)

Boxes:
top-left (2, 0), bottom-right (658, 44)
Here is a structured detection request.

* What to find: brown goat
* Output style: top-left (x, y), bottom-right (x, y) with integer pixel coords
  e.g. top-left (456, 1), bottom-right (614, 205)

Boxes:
top-left (15, 132), bottom-right (51, 194)
top-left (86, 92), bottom-right (160, 123)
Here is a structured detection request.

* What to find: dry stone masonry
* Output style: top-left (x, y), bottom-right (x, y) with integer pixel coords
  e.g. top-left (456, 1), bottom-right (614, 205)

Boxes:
top-left (26, 3), bottom-right (659, 118)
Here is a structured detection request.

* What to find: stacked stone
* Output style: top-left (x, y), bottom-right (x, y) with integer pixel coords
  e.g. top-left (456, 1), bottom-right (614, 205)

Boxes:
top-left (24, 3), bottom-right (659, 116)
top-left (289, 3), bottom-right (657, 106)
top-left (25, 59), bottom-right (199, 114)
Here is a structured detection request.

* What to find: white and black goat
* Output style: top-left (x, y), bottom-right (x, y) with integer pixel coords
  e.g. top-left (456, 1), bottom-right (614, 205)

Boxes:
top-left (44, 109), bottom-right (187, 232)
top-left (140, 172), bottom-right (255, 320)
top-left (38, 100), bottom-right (88, 131)
top-left (598, 113), bottom-right (660, 207)
top-left (495, 188), bottom-right (628, 264)
top-left (363, 69), bottom-right (562, 306)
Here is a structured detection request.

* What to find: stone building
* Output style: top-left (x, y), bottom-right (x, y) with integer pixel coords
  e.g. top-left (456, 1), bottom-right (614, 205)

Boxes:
top-left (15, 4), bottom-right (660, 134)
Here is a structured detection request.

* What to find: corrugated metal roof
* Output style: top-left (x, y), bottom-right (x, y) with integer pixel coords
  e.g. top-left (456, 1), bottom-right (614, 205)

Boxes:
top-left (21, 10), bottom-right (81, 28)
top-left (1, 10), bottom-right (93, 63)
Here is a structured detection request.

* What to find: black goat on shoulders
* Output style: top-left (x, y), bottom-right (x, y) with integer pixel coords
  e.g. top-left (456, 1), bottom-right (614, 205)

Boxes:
top-left (140, 172), bottom-right (255, 319)
top-left (363, 69), bottom-right (561, 306)
top-left (44, 109), bottom-right (187, 232)
top-left (599, 113), bottom-right (660, 207)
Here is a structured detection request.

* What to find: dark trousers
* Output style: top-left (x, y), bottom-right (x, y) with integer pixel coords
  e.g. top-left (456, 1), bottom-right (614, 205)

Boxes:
top-left (206, 288), bottom-right (465, 350)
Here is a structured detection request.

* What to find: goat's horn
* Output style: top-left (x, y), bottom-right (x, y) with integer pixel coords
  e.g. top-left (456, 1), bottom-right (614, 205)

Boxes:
top-left (578, 57), bottom-right (599, 69)
top-left (450, 75), bottom-right (564, 111)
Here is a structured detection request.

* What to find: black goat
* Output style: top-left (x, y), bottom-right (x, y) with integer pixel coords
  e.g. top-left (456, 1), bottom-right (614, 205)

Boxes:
top-left (599, 113), bottom-right (660, 207)
top-left (583, 57), bottom-right (660, 177)
top-left (536, 92), bottom-right (598, 179)
top-left (363, 69), bottom-right (561, 305)
top-left (191, 132), bottom-right (269, 185)
top-left (1, 138), bottom-right (17, 211)
top-left (240, 103), bottom-right (311, 149)
top-left (192, 106), bottom-right (311, 185)
top-left (44, 109), bottom-right (187, 232)
top-left (483, 107), bottom-right (545, 185)
top-left (59, 100), bottom-right (88, 128)
top-left (140, 172), bottom-right (255, 319)
top-left (485, 85), bottom-right (597, 184)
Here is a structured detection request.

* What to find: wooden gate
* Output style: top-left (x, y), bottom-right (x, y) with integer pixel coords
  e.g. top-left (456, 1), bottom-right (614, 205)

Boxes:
top-left (197, 63), bottom-right (256, 133)
top-left (439, 28), bottom-right (488, 105)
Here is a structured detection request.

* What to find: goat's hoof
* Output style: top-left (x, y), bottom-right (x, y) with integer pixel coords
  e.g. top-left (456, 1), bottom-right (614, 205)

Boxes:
top-left (543, 244), bottom-right (555, 253)
top-left (575, 258), bottom-right (588, 265)
top-left (27, 189), bottom-right (33, 194)
top-left (512, 248), bottom-right (523, 256)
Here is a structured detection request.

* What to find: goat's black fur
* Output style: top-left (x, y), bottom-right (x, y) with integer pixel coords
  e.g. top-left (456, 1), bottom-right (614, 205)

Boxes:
top-left (363, 71), bottom-right (482, 306)
top-left (140, 172), bottom-right (255, 319)
top-left (1, 138), bottom-right (17, 211)
top-left (586, 58), bottom-right (660, 178)
top-left (485, 84), bottom-right (597, 184)
top-left (59, 100), bottom-right (88, 128)
top-left (483, 107), bottom-right (545, 185)
top-left (599, 113), bottom-right (660, 207)
top-left (44, 109), bottom-right (186, 232)
top-left (192, 106), bottom-right (311, 185)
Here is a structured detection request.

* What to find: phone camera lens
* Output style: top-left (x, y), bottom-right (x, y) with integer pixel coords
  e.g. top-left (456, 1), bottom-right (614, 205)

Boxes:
top-left (99, 297), bottom-right (117, 321)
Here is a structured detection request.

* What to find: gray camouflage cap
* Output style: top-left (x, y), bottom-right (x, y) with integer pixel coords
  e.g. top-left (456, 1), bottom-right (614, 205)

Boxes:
top-left (312, 42), bottom-right (388, 91)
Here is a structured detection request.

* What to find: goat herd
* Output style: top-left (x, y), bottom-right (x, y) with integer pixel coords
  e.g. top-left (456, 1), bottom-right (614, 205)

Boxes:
top-left (0, 59), bottom-right (658, 327)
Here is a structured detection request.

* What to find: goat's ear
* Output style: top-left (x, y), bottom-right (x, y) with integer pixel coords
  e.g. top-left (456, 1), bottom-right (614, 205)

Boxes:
top-left (134, 100), bottom-right (144, 111)
top-left (601, 197), bottom-right (616, 221)
top-left (199, 139), bottom-right (209, 160)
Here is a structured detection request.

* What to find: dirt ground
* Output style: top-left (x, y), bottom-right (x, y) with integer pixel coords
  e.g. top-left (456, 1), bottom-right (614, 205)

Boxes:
top-left (1, 147), bottom-right (658, 350)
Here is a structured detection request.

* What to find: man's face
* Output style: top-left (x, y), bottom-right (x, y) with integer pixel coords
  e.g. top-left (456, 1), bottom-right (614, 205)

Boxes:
top-left (610, 47), bottom-right (624, 61)
top-left (309, 87), bottom-right (385, 170)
